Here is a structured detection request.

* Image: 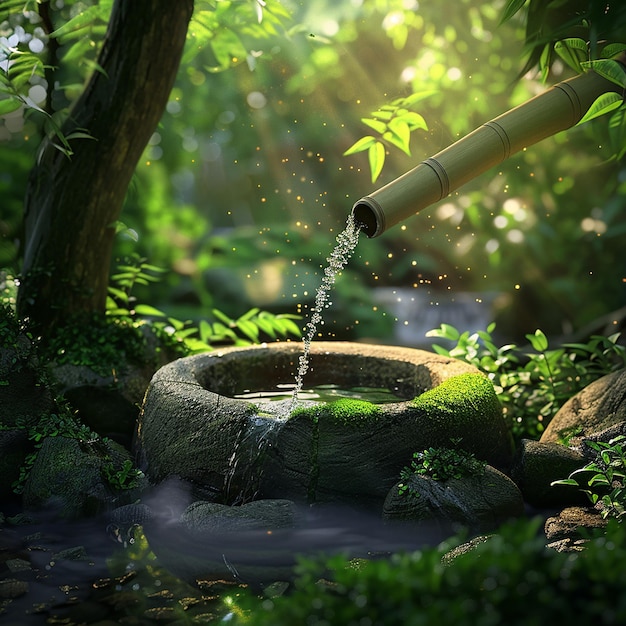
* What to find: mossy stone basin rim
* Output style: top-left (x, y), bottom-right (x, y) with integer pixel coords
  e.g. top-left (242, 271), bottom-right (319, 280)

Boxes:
top-left (156, 340), bottom-right (480, 399)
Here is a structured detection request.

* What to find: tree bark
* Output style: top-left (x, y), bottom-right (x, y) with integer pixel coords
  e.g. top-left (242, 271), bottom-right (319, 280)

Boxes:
top-left (17, 0), bottom-right (194, 334)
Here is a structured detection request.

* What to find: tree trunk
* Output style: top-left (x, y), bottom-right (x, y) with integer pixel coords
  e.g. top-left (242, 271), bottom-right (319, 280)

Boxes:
top-left (17, 0), bottom-right (194, 335)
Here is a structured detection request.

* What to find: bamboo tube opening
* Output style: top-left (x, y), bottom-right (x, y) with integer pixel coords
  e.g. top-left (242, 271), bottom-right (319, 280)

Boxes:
top-left (352, 56), bottom-right (625, 238)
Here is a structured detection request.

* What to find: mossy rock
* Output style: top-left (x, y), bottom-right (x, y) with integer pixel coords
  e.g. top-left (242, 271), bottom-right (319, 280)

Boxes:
top-left (382, 466), bottom-right (524, 535)
top-left (22, 436), bottom-right (144, 519)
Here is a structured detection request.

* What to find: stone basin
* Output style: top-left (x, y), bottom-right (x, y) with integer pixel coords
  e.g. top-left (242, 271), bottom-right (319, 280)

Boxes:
top-left (135, 341), bottom-right (514, 508)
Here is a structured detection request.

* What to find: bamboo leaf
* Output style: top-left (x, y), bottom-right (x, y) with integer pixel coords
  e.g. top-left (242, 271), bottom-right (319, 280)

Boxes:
top-left (343, 135), bottom-right (376, 156)
top-left (387, 118), bottom-right (411, 154)
top-left (578, 92), bottom-right (623, 125)
top-left (361, 117), bottom-right (387, 134)
top-left (368, 141), bottom-right (386, 183)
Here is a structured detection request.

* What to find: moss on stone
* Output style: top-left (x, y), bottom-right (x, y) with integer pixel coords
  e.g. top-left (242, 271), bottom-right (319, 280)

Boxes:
top-left (409, 373), bottom-right (500, 420)
top-left (291, 398), bottom-right (381, 425)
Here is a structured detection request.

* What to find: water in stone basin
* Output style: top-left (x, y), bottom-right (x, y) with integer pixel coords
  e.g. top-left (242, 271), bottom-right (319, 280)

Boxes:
top-left (235, 383), bottom-right (405, 404)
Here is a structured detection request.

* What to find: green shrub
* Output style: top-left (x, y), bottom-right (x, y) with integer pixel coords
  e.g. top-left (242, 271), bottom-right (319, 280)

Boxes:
top-left (553, 435), bottom-right (626, 521)
top-left (398, 445), bottom-right (486, 492)
top-left (233, 517), bottom-right (626, 625)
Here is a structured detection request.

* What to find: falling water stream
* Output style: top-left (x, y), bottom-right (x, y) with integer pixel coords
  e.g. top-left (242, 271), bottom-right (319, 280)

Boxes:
top-left (287, 213), bottom-right (361, 414)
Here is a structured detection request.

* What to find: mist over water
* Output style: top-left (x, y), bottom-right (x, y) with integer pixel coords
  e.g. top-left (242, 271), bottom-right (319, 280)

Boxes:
top-left (288, 214), bottom-right (361, 414)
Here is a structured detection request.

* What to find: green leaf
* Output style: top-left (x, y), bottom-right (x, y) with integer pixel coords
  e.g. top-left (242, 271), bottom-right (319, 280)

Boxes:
top-left (133, 304), bottom-right (167, 318)
top-left (361, 117), bottom-right (387, 134)
top-left (371, 109), bottom-right (393, 122)
top-left (49, 5), bottom-right (103, 41)
top-left (275, 317), bottom-right (302, 337)
top-left (212, 308), bottom-right (234, 325)
top-left (499, 0), bottom-right (528, 24)
top-left (601, 43), bottom-right (626, 59)
top-left (401, 111), bottom-right (428, 131)
top-left (401, 90), bottom-right (437, 107)
top-left (0, 97), bottom-right (22, 115)
top-left (368, 141), bottom-right (386, 183)
top-left (554, 38), bottom-right (588, 73)
top-left (526, 329), bottom-right (549, 352)
top-left (254, 316), bottom-right (276, 338)
top-left (343, 135), bottom-right (376, 156)
top-left (237, 319), bottom-right (260, 342)
top-left (387, 118), bottom-right (411, 155)
top-left (578, 93), bottom-right (623, 125)
top-left (582, 58), bottom-right (626, 88)
top-left (550, 478), bottom-right (580, 487)
top-left (210, 28), bottom-right (247, 69)
top-left (239, 307), bottom-right (261, 321)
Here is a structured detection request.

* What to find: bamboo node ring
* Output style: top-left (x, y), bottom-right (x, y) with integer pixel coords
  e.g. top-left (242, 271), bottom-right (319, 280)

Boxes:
top-left (423, 157), bottom-right (450, 199)
top-left (483, 120), bottom-right (511, 160)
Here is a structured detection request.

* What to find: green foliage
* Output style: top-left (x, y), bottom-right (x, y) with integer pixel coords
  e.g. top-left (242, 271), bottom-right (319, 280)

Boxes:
top-left (234, 517), bottom-right (626, 625)
top-left (42, 312), bottom-right (150, 377)
top-left (102, 458), bottom-right (144, 492)
top-left (290, 398), bottom-right (380, 424)
top-left (10, 406), bottom-right (98, 494)
top-left (427, 323), bottom-right (626, 441)
top-left (343, 92), bottom-right (434, 182)
top-left (398, 444), bottom-right (486, 499)
top-left (399, 445), bottom-right (486, 490)
top-left (553, 435), bottom-right (626, 521)
top-left (188, 0), bottom-right (293, 71)
top-left (106, 254), bottom-right (301, 354)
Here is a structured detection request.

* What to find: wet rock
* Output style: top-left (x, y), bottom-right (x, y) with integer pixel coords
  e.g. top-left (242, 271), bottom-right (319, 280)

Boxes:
top-left (541, 368), bottom-right (626, 444)
top-left (145, 498), bottom-right (304, 586)
top-left (544, 506), bottom-right (606, 552)
top-left (509, 439), bottom-right (588, 508)
top-left (382, 465), bottom-right (524, 535)
top-left (0, 578), bottom-right (29, 599)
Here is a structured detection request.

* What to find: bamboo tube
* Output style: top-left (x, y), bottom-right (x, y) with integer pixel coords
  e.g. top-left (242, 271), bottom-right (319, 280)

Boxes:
top-left (353, 60), bottom-right (624, 237)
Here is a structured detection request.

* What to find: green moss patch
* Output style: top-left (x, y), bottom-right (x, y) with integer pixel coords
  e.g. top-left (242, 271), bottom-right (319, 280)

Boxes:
top-left (409, 373), bottom-right (500, 420)
top-left (291, 398), bottom-right (381, 425)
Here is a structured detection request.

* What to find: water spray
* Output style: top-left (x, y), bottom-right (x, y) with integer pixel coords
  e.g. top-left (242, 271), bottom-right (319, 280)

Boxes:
top-left (352, 56), bottom-right (625, 237)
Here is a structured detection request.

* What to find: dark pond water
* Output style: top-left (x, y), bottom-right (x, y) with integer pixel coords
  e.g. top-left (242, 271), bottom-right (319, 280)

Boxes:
top-left (0, 510), bottom-right (241, 625)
